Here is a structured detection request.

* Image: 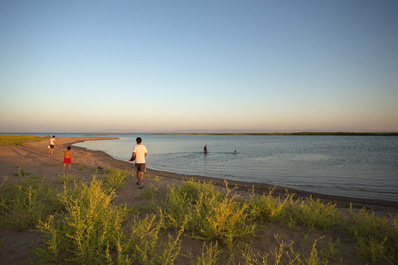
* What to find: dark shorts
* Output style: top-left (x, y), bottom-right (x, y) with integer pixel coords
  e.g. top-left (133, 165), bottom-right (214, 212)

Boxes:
top-left (50, 145), bottom-right (54, 149)
top-left (135, 163), bottom-right (146, 172)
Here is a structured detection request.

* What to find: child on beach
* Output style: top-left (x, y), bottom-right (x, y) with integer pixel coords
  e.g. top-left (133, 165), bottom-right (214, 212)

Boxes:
top-left (63, 146), bottom-right (73, 171)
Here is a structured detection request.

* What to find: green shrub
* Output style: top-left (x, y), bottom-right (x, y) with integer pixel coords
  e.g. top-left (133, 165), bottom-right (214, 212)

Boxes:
top-left (120, 214), bottom-right (183, 265)
top-left (245, 188), bottom-right (294, 223)
top-left (163, 180), bottom-right (256, 247)
top-left (346, 206), bottom-right (398, 263)
top-left (189, 242), bottom-right (222, 265)
top-left (0, 135), bottom-right (47, 146)
top-left (288, 197), bottom-right (341, 230)
top-left (37, 178), bottom-right (127, 264)
top-left (0, 175), bottom-right (61, 229)
top-left (103, 168), bottom-right (130, 189)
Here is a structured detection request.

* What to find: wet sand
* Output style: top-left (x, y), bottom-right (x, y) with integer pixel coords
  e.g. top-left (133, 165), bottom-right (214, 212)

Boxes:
top-left (0, 137), bottom-right (397, 264)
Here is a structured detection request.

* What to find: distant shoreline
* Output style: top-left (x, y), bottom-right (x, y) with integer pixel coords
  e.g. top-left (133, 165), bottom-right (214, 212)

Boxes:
top-left (156, 132), bottom-right (398, 136)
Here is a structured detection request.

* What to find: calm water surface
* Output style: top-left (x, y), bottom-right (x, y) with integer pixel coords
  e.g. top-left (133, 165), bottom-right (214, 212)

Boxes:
top-left (74, 134), bottom-right (398, 202)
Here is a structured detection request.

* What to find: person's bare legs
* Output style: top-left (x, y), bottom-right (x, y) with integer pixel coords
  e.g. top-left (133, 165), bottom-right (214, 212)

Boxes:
top-left (137, 171), bottom-right (144, 188)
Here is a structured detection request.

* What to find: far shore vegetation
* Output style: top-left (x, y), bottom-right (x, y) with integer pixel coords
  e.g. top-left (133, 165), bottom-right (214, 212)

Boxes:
top-left (157, 132), bottom-right (398, 136)
top-left (0, 135), bottom-right (48, 146)
top-left (1, 168), bottom-right (397, 264)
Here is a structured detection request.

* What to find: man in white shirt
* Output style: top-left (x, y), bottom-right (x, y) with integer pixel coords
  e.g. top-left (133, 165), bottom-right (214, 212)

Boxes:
top-left (48, 135), bottom-right (56, 155)
top-left (133, 137), bottom-right (147, 189)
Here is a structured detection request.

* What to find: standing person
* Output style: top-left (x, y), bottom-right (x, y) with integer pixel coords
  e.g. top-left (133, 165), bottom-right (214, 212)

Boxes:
top-left (204, 144), bottom-right (208, 154)
top-left (63, 146), bottom-right (73, 172)
top-left (133, 137), bottom-right (147, 189)
top-left (48, 135), bottom-right (56, 155)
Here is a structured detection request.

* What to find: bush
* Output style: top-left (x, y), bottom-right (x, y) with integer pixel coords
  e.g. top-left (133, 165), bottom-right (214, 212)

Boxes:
top-left (288, 197), bottom-right (341, 230)
top-left (346, 206), bottom-right (398, 263)
top-left (37, 178), bottom-right (127, 264)
top-left (0, 175), bottom-right (61, 229)
top-left (163, 180), bottom-right (256, 247)
top-left (103, 168), bottom-right (130, 189)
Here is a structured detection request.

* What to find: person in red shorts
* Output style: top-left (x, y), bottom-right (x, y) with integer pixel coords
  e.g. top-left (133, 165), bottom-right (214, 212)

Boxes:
top-left (63, 146), bottom-right (73, 172)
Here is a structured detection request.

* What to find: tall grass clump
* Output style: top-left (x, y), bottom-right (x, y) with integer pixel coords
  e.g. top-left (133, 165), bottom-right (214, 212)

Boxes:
top-left (189, 242), bottom-right (223, 265)
top-left (245, 188), bottom-right (294, 223)
top-left (0, 175), bottom-right (61, 229)
top-left (103, 168), bottom-right (130, 189)
top-left (240, 235), bottom-right (327, 265)
top-left (37, 178), bottom-right (127, 264)
top-left (346, 206), bottom-right (398, 263)
top-left (117, 214), bottom-right (184, 265)
top-left (0, 134), bottom-right (47, 146)
top-left (163, 179), bottom-right (256, 247)
top-left (287, 197), bottom-right (341, 230)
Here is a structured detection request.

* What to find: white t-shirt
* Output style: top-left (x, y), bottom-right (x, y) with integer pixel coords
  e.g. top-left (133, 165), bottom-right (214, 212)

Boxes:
top-left (49, 138), bottom-right (56, 145)
top-left (133, 144), bottom-right (147, 164)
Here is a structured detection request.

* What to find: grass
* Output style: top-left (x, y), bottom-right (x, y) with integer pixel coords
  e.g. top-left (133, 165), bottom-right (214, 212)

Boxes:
top-left (162, 180), bottom-right (256, 247)
top-left (37, 177), bottom-right (128, 264)
top-left (0, 175), bottom-right (61, 230)
top-left (346, 205), bottom-right (398, 263)
top-left (0, 134), bottom-right (48, 146)
top-left (1, 170), bottom-right (397, 264)
top-left (103, 168), bottom-right (131, 189)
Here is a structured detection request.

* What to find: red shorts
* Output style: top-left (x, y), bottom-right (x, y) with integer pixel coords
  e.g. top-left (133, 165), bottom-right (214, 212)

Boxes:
top-left (64, 158), bottom-right (71, 164)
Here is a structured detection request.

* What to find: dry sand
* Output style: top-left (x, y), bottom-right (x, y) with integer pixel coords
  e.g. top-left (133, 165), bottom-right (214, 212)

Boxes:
top-left (0, 137), bottom-right (397, 264)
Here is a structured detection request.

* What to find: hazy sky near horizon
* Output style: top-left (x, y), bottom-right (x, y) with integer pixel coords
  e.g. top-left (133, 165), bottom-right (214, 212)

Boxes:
top-left (1, 0), bottom-right (397, 133)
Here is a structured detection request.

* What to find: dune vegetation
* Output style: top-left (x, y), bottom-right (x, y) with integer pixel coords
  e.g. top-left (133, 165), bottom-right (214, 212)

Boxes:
top-left (0, 169), bottom-right (397, 264)
top-left (0, 135), bottom-right (49, 146)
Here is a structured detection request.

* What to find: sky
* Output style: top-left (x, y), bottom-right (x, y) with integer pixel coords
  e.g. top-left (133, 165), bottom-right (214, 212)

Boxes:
top-left (0, 0), bottom-right (397, 133)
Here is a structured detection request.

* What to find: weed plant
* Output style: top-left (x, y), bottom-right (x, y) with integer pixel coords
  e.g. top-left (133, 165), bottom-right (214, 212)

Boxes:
top-left (37, 178), bottom-right (127, 264)
top-left (240, 235), bottom-right (327, 265)
top-left (346, 206), bottom-right (398, 263)
top-left (188, 242), bottom-right (222, 265)
top-left (287, 197), bottom-right (341, 230)
top-left (163, 180), bottom-right (256, 247)
top-left (245, 188), bottom-right (294, 223)
top-left (118, 214), bottom-right (184, 265)
top-left (0, 175), bottom-right (61, 229)
top-left (0, 135), bottom-right (47, 146)
top-left (56, 173), bottom-right (82, 184)
top-left (103, 168), bottom-right (130, 189)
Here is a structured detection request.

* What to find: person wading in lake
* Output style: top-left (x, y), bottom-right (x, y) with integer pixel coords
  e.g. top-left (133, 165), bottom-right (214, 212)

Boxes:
top-left (204, 144), bottom-right (208, 154)
top-left (133, 137), bottom-right (147, 189)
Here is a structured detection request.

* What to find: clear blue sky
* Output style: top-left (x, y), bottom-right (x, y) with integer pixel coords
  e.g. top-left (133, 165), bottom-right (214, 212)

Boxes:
top-left (1, 0), bottom-right (397, 133)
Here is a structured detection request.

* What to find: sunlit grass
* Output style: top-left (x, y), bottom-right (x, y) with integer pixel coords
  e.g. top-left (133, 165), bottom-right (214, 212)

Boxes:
top-left (0, 175), bottom-right (61, 229)
top-left (1, 169), bottom-right (397, 264)
top-left (37, 177), bottom-right (127, 264)
top-left (0, 134), bottom-right (48, 146)
top-left (103, 168), bottom-right (131, 189)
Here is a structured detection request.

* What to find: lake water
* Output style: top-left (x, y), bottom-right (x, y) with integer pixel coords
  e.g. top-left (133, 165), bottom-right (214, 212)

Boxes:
top-left (73, 134), bottom-right (398, 202)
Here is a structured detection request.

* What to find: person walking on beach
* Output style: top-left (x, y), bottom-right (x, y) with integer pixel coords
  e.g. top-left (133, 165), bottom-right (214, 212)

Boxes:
top-left (48, 135), bottom-right (56, 155)
top-left (133, 137), bottom-right (147, 189)
top-left (63, 146), bottom-right (73, 172)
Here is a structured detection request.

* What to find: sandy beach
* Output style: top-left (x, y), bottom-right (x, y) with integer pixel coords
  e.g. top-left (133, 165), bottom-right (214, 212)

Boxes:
top-left (0, 137), bottom-right (397, 264)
